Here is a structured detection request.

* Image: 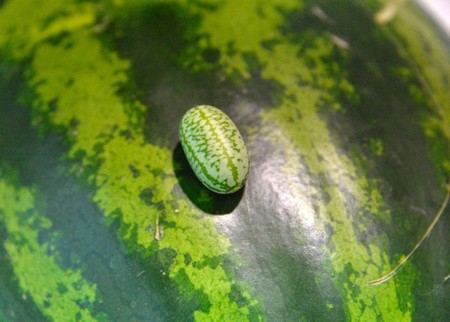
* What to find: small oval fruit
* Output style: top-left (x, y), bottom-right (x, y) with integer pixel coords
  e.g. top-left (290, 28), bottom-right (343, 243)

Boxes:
top-left (179, 105), bottom-right (250, 194)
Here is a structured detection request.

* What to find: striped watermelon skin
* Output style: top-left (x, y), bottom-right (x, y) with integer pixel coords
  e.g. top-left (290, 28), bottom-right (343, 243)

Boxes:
top-left (179, 105), bottom-right (250, 194)
top-left (0, 0), bottom-right (449, 320)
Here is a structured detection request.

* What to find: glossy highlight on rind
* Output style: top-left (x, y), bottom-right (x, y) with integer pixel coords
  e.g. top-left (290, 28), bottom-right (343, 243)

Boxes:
top-left (179, 105), bottom-right (250, 194)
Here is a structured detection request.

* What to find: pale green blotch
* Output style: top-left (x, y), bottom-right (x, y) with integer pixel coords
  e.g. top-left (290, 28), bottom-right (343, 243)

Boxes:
top-left (0, 176), bottom-right (100, 322)
top-left (0, 0), bottom-right (263, 318)
top-left (179, 105), bottom-right (250, 194)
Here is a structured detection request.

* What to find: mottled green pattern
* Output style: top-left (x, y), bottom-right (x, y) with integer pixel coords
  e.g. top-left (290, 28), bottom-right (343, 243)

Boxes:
top-left (0, 0), bottom-right (262, 320)
top-left (0, 0), bottom-right (96, 60)
top-left (181, 0), bottom-right (415, 320)
top-left (0, 171), bottom-right (100, 322)
top-left (180, 105), bottom-right (250, 194)
top-left (391, 3), bottom-right (450, 179)
top-left (0, 0), bottom-right (448, 320)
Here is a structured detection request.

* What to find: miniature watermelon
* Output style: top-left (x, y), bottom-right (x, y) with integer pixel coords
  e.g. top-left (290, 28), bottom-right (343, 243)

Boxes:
top-left (179, 105), bottom-right (250, 194)
top-left (0, 0), bottom-right (449, 321)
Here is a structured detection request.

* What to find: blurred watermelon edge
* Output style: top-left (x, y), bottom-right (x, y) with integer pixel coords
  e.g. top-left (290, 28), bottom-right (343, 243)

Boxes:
top-left (0, 0), bottom-right (449, 321)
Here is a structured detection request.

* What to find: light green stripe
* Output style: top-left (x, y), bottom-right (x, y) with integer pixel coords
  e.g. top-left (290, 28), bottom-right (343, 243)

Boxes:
top-left (0, 171), bottom-right (100, 322)
top-left (182, 0), bottom-right (414, 319)
top-left (0, 1), bottom-right (263, 320)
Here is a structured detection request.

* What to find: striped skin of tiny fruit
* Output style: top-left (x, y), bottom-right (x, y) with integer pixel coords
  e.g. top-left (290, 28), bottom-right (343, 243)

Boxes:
top-left (179, 105), bottom-right (250, 194)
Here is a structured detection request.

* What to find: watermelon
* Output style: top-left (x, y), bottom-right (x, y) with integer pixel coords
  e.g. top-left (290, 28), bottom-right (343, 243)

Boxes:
top-left (0, 0), bottom-right (449, 321)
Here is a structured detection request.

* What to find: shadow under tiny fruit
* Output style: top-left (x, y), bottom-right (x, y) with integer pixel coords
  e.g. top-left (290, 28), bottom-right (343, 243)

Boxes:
top-left (172, 142), bottom-right (244, 215)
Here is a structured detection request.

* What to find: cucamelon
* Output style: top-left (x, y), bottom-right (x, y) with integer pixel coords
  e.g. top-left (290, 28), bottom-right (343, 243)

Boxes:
top-left (179, 105), bottom-right (250, 194)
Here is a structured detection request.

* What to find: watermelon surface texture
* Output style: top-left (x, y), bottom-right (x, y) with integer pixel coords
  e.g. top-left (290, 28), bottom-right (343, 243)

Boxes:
top-left (0, 0), bottom-right (449, 321)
